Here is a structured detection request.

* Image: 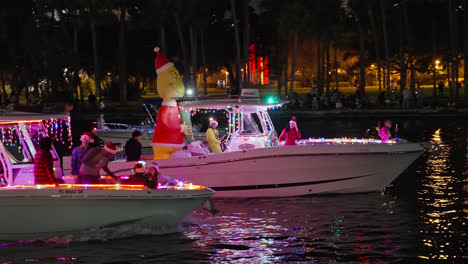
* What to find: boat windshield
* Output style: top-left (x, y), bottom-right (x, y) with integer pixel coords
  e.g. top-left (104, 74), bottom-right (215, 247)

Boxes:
top-left (238, 113), bottom-right (263, 135)
top-left (0, 125), bottom-right (34, 164)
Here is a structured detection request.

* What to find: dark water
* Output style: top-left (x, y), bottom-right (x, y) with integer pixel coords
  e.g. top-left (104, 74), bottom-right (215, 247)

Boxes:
top-left (0, 116), bottom-right (466, 263)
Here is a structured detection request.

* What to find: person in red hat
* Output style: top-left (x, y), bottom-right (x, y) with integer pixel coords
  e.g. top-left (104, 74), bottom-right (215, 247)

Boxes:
top-left (206, 119), bottom-right (222, 153)
top-left (126, 162), bottom-right (156, 189)
top-left (71, 131), bottom-right (95, 177)
top-left (151, 47), bottom-right (191, 159)
top-left (278, 117), bottom-right (302, 146)
top-left (79, 141), bottom-right (118, 184)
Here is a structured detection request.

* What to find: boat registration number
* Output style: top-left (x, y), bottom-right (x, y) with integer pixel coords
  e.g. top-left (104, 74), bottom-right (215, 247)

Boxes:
top-left (58, 189), bottom-right (84, 194)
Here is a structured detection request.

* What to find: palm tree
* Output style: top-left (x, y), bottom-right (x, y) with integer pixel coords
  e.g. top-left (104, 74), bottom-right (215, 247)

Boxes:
top-left (230, 0), bottom-right (243, 93)
top-left (117, 0), bottom-right (128, 106)
top-left (465, 0), bottom-right (468, 98)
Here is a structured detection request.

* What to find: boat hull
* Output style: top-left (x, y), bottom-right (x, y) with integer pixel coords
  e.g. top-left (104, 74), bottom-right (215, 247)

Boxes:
top-left (93, 129), bottom-right (153, 147)
top-left (0, 187), bottom-right (214, 240)
top-left (109, 143), bottom-right (424, 197)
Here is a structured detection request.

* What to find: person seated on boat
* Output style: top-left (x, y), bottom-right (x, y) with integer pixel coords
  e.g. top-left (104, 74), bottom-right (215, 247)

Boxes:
top-left (125, 130), bottom-right (143, 161)
top-left (187, 140), bottom-right (210, 156)
top-left (378, 120), bottom-right (398, 143)
top-left (279, 117), bottom-right (302, 146)
top-left (79, 142), bottom-right (119, 184)
top-left (146, 164), bottom-right (174, 185)
top-left (71, 132), bottom-right (94, 177)
top-left (205, 119), bottom-right (222, 153)
top-left (34, 137), bottom-right (58, 185)
top-left (127, 163), bottom-right (156, 189)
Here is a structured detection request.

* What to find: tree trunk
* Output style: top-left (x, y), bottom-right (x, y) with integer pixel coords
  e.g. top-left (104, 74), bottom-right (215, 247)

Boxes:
top-left (90, 15), bottom-right (101, 102)
top-left (368, 5), bottom-right (382, 92)
top-left (317, 35), bottom-right (322, 94)
top-left (334, 44), bottom-right (339, 91)
top-left (200, 30), bottom-right (208, 95)
top-left (284, 37), bottom-right (289, 96)
top-left (160, 25), bottom-right (166, 54)
top-left (326, 39), bottom-right (330, 94)
top-left (403, 1), bottom-right (415, 92)
top-left (118, 2), bottom-right (128, 106)
top-left (465, 0), bottom-right (468, 98)
top-left (189, 26), bottom-right (198, 95)
top-left (448, 0), bottom-right (457, 98)
top-left (174, 13), bottom-right (190, 88)
top-left (379, 0), bottom-right (390, 93)
top-left (358, 12), bottom-right (366, 93)
top-left (290, 31), bottom-right (298, 93)
top-left (230, 0), bottom-right (243, 93)
top-left (242, 0), bottom-right (250, 86)
top-left (399, 6), bottom-right (407, 92)
top-left (431, 2), bottom-right (437, 101)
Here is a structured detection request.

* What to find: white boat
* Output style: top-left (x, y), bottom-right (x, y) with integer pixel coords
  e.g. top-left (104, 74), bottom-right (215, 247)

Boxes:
top-left (0, 112), bottom-right (214, 241)
top-left (92, 103), bottom-right (157, 147)
top-left (0, 184), bottom-right (213, 240)
top-left (104, 92), bottom-right (425, 198)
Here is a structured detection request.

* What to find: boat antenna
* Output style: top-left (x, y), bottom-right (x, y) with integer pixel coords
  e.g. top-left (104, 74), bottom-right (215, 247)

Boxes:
top-left (142, 104), bottom-right (156, 125)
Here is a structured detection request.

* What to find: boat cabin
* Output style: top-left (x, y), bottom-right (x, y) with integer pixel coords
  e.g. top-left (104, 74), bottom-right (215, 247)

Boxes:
top-left (0, 113), bottom-right (70, 186)
top-left (179, 96), bottom-right (284, 152)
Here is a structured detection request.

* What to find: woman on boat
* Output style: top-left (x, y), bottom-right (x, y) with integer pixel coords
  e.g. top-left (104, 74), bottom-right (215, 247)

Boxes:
top-left (146, 164), bottom-right (174, 185)
top-left (127, 163), bottom-right (156, 189)
top-left (34, 137), bottom-right (57, 184)
top-left (205, 119), bottom-right (222, 153)
top-left (378, 120), bottom-right (397, 143)
top-left (279, 117), bottom-right (302, 146)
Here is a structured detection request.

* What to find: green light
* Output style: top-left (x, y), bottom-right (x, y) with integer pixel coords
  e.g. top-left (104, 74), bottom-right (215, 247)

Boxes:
top-left (266, 97), bottom-right (275, 104)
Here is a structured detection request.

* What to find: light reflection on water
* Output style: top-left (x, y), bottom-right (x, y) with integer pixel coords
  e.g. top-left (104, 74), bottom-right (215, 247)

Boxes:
top-left (0, 118), bottom-right (466, 263)
top-left (414, 127), bottom-right (465, 261)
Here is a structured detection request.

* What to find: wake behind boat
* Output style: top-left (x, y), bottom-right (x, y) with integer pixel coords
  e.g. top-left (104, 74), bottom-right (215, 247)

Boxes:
top-left (105, 90), bottom-right (425, 197)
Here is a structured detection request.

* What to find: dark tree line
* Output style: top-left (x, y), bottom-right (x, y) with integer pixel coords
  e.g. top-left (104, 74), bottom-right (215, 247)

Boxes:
top-left (1, 0), bottom-right (467, 108)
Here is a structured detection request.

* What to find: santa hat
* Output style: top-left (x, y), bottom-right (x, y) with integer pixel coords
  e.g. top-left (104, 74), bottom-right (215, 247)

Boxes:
top-left (289, 117), bottom-right (297, 125)
top-left (103, 141), bottom-right (117, 154)
top-left (210, 119), bottom-right (218, 126)
top-left (80, 132), bottom-right (94, 143)
top-left (133, 163), bottom-right (146, 174)
top-left (154, 47), bottom-right (174, 74)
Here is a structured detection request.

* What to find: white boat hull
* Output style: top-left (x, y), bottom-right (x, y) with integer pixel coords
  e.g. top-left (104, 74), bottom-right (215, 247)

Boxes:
top-left (93, 129), bottom-right (153, 147)
top-left (0, 187), bottom-right (214, 240)
top-left (108, 143), bottom-right (424, 197)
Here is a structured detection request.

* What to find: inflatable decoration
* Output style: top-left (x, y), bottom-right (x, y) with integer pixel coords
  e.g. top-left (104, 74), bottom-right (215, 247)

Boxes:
top-left (151, 47), bottom-right (190, 159)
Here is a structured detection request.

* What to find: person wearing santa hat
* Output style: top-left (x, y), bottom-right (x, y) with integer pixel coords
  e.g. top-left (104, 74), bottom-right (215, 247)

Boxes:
top-left (126, 162), bottom-right (156, 189)
top-left (151, 47), bottom-right (191, 159)
top-left (278, 117), bottom-right (302, 146)
top-left (79, 141), bottom-right (119, 184)
top-left (205, 119), bottom-right (222, 153)
top-left (71, 131), bottom-right (95, 177)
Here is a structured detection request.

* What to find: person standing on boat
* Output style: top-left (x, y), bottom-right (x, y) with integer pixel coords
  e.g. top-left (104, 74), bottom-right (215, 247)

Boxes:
top-left (71, 132), bottom-right (94, 177)
top-left (279, 117), bottom-right (302, 146)
top-left (206, 119), bottom-right (222, 153)
top-left (34, 137), bottom-right (57, 185)
top-left (125, 130), bottom-right (143, 161)
top-left (79, 142), bottom-right (119, 184)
